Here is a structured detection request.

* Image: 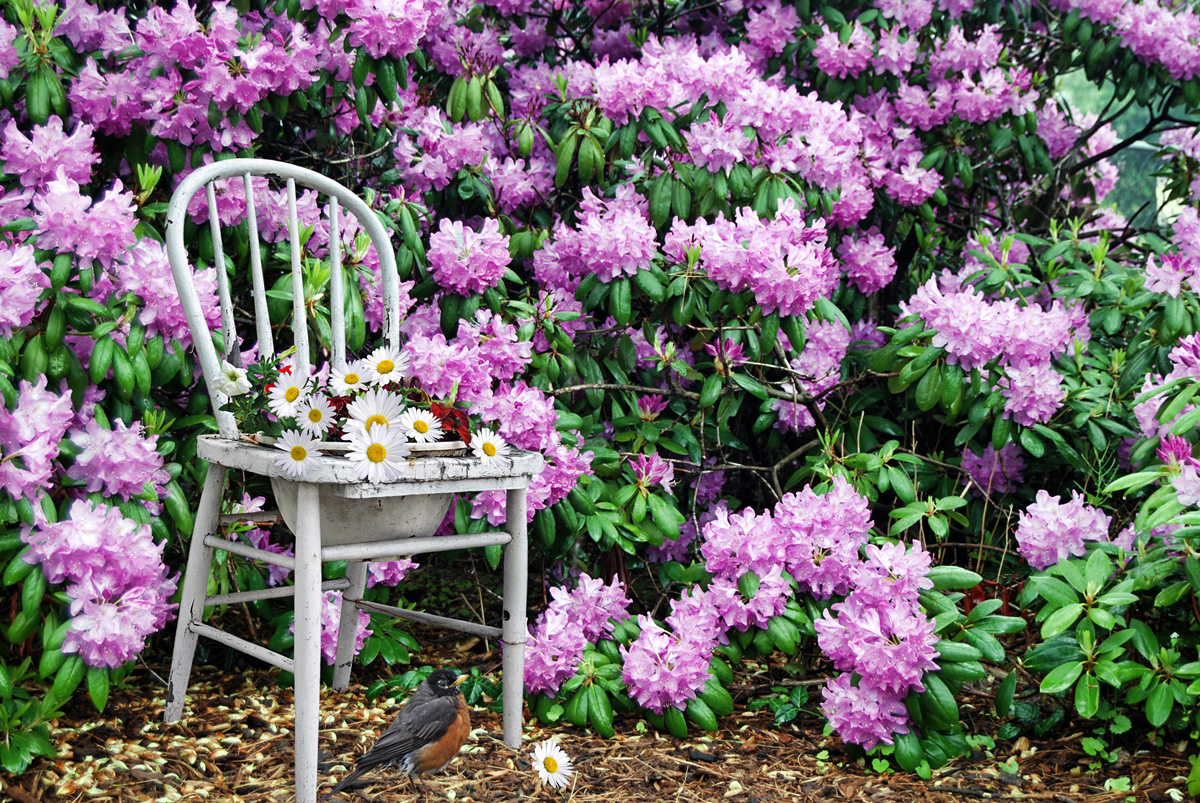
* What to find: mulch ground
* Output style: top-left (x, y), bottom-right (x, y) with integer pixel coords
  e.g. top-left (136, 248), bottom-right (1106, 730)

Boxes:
top-left (1, 655), bottom-right (1191, 803)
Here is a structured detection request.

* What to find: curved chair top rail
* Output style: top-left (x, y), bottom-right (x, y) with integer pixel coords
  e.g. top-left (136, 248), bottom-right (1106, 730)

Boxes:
top-left (165, 158), bottom-right (401, 439)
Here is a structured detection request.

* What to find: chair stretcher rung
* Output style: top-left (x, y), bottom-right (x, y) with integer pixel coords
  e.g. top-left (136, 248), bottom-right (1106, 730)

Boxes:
top-left (205, 578), bottom-right (350, 607)
top-left (218, 511), bottom-right (282, 524)
top-left (354, 599), bottom-right (502, 639)
top-left (189, 622), bottom-right (295, 673)
top-left (205, 534), bottom-right (296, 570)
top-left (321, 531), bottom-right (511, 563)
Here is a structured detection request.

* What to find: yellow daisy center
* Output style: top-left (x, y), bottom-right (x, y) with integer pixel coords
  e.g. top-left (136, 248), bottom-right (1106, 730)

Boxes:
top-left (366, 443), bottom-right (387, 463)
top-left (377, 359), bottom-right (395, 374)
top-left (307, 409), bottom-right (323, 423)
top-left (482, 442), bottom-right (497, 457)
top-left (543, 757), bottom-right (558, 774)
top-left (365, 414), bottom-right (389, 429)
top-left (285, 386), bottom-right (300, 402)
top-left (414, 420), bottom-right (429, 434)
top-left (290, 445), bottom-right (307, 461)
top-left (345, 372), bottom-right (359, 384)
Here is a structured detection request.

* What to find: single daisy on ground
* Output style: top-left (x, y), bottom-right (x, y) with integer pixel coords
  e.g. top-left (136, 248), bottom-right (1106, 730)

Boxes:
top-left (267, 371), bottom-right (309, 417)
top-left (347, 423), bottom-right (411, 483)
top-left (330, 360), bottom-right (371, 395)
top-left (345, 388), bottom-right (405, 434)
top-left (297, 395), bottom-right (335, 438)
top-left (531, 740), bottom-right (573, 789)
top-left (397, 408), bottom-right (444, 443)
top-left (274, 429), bottom-right (321, 478)
top-left (472, 428), bottom-right (509, 461)
top-left (216, 360), bottom-right (251, 397)
top-left (365, 345), bottom-right (410, 386)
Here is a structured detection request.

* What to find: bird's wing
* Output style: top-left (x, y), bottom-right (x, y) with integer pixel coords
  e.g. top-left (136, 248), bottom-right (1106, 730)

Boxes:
top-left (357, 695), bottom-right (461, 770)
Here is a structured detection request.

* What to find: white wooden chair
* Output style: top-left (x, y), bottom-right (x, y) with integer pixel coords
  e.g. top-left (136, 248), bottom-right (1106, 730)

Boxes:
top-left (162, 159), bottom-right (541, 803)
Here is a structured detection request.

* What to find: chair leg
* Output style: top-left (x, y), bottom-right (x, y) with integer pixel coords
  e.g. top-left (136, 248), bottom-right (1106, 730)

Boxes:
top-left (332, 560), bottom-right (368, 691)
top-left (293, 483), bottom-right (323, 803)
top-left (165, 465), bottom-right (227, 722)
top-left (501, 488), bottom-right (528, 750)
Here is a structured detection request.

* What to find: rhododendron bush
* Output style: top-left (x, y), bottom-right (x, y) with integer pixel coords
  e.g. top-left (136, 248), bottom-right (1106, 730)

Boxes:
top-left (1, 0), bottom-right (1200, 780)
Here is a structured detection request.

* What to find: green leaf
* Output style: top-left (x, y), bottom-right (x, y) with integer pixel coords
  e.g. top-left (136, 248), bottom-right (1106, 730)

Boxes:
top-left (1146, 682), bottom-right (1173, 727)
top-left (1041, 603), bottom-right (1084, 639)
top-left (1074, 672), bottom-right (1100, 718)
top-left (1040, 660), bottom-right (1084, 694)
top-left (729, 372), bottom-right (769, 400)
top-left (88, 667), bottom-right (110, 712)
top-left (1028, 576), bottom-right (1080, 606)
top-left (1084, 549), bottom-right (1111, 590)
top-left (926, 565), bottom-right (982, 590)
top-left (995, 671), bottom-right (1017, 717)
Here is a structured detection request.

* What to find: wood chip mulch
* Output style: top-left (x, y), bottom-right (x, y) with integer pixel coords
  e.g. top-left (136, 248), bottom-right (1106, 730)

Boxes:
top-left (1, 662), bottom-right (1192, 803)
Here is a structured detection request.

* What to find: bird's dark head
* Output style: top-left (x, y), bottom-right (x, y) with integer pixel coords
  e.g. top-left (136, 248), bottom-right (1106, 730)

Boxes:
top-left (426, 668), bottom-right (467, 697)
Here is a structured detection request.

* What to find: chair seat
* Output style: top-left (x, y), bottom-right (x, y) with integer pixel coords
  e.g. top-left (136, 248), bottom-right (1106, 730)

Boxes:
top-left (198, 434), bottom-right (544, 498)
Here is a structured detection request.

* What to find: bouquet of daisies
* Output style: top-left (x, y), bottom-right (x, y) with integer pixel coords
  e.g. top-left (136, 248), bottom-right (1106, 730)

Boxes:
top-left (216, 345), bottom-right (509, 483)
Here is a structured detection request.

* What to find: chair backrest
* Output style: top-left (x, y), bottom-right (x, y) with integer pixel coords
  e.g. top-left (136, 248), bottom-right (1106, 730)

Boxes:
top-left (166, 158), bottom-right (401, 439)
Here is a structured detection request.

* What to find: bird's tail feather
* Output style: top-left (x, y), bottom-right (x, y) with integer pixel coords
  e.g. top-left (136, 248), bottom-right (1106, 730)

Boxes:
top-left (323, 765), bottom-right (369, 801)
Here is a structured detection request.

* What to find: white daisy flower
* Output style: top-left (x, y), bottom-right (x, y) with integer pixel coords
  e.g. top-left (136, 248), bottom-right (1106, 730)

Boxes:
top-left (274, 429), bottom-right (321, 478)
top-left (365, 344), bottom-right (410, 386)
top-left (267, 370), bottom-right (309, 417)
top-left (472, 428), bottom-right (509, 461)
top-left (531, 740), bottom-right (573, 789)
top-left (297, 395), bottom-right (335, 438)
top-left (347, 423), bottom-right (411, 483)
top-left (344, 388), bottom-right (405, 436)
top-left (330, 360), bottom-right (371, 395)
top-left (216, 360), bottom-right (251, 397)
top-left (397, 408), bottom-right (444, 443)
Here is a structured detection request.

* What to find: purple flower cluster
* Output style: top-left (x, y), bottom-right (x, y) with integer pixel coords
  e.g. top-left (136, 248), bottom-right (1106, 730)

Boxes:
top-left (1048, 0), bottom-right (1200, 81)
top-left (428, 218), bottom-right (512, 295)
top-left (770, 319), bottom-right (850, 433)
top-left (663, 201), bottom-right (840, 318)
top-left (524, 574), bottom-right (630, 695)
top-left (1, 117), bottom-right (98, 188)
top-left (815, 541), bottom-right (937, 750)
top-left (533, 186), bottom-right (658, 285)
top-left (0, 377), bottom-right (74, 500)
top-left (33, 170), bottom-right (136, 270)
top-left (620, 614), bottom-right (713, 714)
top-left (838, 228), bottom-right (899, 294)
top-left (1133, 331), bottom-right (1200, 440)
top-left (0, 245), bottom-right (49, 338)
top-left (23, 500), bottom-right (178, 668)
top-left (66, 419), bottom-right (170, 503)
top-left (1014, 489), bottom-right (1113, 570)
top-left (288, 590), bottom-right (372, 666)
top-left (961, 443), bottom-right (1026, 496)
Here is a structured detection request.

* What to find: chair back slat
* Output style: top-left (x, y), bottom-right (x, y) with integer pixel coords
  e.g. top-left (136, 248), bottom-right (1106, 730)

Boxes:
top-left (242, 172), bottom-right (275, 362)
top-left (166, 158), bottom-right (400, 440)
top-left (285, 178), bottom-right (310, 377)
top-left (329, 197), bottom-right (346, 372)
top-left (206, 183), bottom-right (240, 366)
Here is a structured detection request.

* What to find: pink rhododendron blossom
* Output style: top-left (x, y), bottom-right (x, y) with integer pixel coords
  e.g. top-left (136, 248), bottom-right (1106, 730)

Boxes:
top-left (962, 443), bottom-right (1026, 495)
top-left (0, 245), bottom-right (50, 337)
top-left (33, 170), bottom-right (137, 269)
top-left (0, 377), bottom-right (74, 500)
top-left (288, 590), bottom-right (372, 665)
top-left (821, 674), bottom-right (910, 751)
top-left (67, 418), bottom-right (170, 502)
top-left (620, 614), bottom-right (713, 713)
top-left (1015, 490), bottom-right (1112, 570)
top-left (428, 217), bottom-right (512, 295)
top-left (1, 117), bottom-right (100, 188)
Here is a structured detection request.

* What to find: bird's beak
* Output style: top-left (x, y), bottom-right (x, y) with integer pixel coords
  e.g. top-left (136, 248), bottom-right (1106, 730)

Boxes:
top-left (451, 674), bottom-right (468, 688)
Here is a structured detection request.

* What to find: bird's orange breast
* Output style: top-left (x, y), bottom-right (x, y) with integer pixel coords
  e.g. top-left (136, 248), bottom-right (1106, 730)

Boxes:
top-left (411, 696), bottom-right (471, 775)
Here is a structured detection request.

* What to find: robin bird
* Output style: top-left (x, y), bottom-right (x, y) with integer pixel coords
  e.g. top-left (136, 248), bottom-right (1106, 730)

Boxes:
top-left (325, 668), bottom-right (470, 800)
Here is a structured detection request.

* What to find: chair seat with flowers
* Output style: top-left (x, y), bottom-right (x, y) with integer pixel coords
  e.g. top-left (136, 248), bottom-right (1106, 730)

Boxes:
top-left (161, 159), bottom-right (541, 803)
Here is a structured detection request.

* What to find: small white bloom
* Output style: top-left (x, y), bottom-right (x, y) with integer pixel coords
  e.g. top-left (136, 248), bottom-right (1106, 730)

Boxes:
top-left (274, 429), bottom-right (321, 478)
top-left (531, 740), bottom-right (573, 789)
top-left (267, 370), bottom-right (309, 417)
top-left (297, 395), bottom-right (335, 438)
top-left (216, 360), bottom-right (251, 397)
top-left (330, 360), bottom-right (371, 395)
top-left (347, 423), bottom-right (411, 483)
top-left (366, 344), bottom-right (410, 386)
top-left (397, 408), bottom-right (444, 443)
top-left (472, 428), bottom-right (509, 461)
top-left (344, 388), bottom-right (405, 436)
